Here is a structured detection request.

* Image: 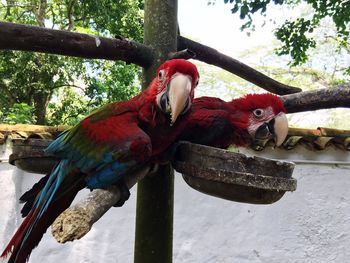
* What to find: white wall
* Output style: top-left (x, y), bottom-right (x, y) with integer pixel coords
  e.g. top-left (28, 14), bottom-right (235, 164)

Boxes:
top-left (1, 142), bottom-right (350, 263)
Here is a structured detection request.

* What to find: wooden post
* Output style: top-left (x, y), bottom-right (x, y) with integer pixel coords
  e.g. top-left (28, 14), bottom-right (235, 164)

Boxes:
top-left (134, 1), bottom-right (177, 263)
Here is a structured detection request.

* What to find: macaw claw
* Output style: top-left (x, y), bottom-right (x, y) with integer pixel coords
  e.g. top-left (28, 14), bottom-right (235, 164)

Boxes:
top-left (113, 179), bottom-right (131, 207)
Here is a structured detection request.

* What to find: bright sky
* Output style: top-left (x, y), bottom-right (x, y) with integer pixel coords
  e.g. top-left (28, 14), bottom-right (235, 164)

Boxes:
top-left (178, 0), bottom-right (283, 56)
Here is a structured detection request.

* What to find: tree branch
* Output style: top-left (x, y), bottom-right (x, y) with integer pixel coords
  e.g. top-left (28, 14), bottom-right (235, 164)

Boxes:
top-left (178, 36), bottom-right (302, 95)
top-left (281, 84), bottom-right (350, 113)
top-left (51, 165), bottom-right (151, 243)
top-left (168, 49), bottom-right (196, 60)
top-left (33, 0), bottom-right (47, 27)
top-left (0, 22), bottom-right (154, 68)
top-left (66, 0), bottom-right (76, 31)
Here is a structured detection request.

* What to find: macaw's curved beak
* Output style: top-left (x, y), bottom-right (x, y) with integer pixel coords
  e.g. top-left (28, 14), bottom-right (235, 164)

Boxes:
top-left (254, 112), bottom-right (288, 147)
top-left (163, 73), bottom-right (192, 125)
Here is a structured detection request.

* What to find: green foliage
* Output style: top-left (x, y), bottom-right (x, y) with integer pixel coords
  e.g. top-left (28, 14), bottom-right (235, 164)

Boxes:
top-left (0, 103), bottom-right (36, 124)
top-left (47, 88), bottom-right (90, 126)
top-left (87, 62), bottom-right (141, 105)
top-left (221, 0), bottom-right (350, 66)
top-left (0, 50), bottom-right (83, 122)
top-left (47, 61), bottom-right (141, 125)
top-left (275, 18), bottom-right (316, 65)
top-left (72, 0), bottom-right (144, 41)
top-left (0, 0), bottom-right (144, 125)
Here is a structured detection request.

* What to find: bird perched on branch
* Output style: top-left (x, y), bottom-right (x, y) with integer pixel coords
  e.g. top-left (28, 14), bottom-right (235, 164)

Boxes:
top-left (183, 94), bottom-right (288, 148)
top-left (1, 59), bottom-right (199, 263)
top-left (151, 93), bottom-right (288, 160)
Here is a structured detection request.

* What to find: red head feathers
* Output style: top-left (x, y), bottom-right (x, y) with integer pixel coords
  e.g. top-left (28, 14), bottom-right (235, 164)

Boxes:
top-left (146, 59), bottom-right (199, 125)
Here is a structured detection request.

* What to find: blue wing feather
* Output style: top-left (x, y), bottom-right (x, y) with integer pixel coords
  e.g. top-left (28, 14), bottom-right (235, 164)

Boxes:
top-left (45, 111), bottom-right (151, 190)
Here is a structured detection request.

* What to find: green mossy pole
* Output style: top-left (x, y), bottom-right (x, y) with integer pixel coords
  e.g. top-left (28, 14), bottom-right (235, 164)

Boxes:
top-left (134, 1), bottom-right (178, 263)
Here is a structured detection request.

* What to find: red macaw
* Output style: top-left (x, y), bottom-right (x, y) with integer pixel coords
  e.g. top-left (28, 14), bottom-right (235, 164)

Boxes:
top-left (1, 59), bottom-right (199, 263)
top-left (151, 93), bottom-right (288, 159)
top-left (182, 94), bottom-right (288, 147)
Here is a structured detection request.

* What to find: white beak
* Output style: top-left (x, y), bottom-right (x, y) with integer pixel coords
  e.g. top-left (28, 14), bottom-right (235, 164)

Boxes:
top-left (274, 112), bottom-right (288, 146)
top-left (167, 74), bottom-right (192, 124)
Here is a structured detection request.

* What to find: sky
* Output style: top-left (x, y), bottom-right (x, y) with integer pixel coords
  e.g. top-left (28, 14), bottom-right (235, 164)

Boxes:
top-left (178, 0), bottom-right (285, 56)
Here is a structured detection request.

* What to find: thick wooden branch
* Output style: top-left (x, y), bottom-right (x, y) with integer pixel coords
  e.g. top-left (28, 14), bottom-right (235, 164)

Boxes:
top-left (51, 165), bottom-right (151, 243)
top-left (0, 22), bottom-right (153, 67)
top-left (281, 84), bottom-right (350, 113)
top-left (168, 49), bottom-right (196, 60)
top-left (178, 36), bottom-right (301, 95)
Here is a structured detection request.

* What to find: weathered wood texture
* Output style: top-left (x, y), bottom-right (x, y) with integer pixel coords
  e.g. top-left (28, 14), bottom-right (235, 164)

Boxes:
top-left (173, 142), bottom-right (296, 204)
top-left (10, 139), bottom-right (58, 174)
top-left (0, 124), bottom-right (67, 134)
top-left (0, 21), bottom-right (154, 67)
top-left (0, 124), bottom-right (67, 144)
top-left (178, 36), bottom-right (302, 95)
top-left (168, 48), bottom-right (196, 60)
top-left (282, 85), bottom-right (350, 113)
top-left (51, 166), bottom-right (151, 243)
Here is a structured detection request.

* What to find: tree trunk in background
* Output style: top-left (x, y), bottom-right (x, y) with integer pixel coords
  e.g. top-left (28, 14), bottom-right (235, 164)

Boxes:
top-left (134, 1), bottom-right (178, 263)
top-left (33, 92), bottom-right (50, 124)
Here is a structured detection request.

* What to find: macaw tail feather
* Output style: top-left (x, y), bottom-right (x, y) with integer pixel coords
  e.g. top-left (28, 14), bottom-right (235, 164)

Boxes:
top-left (1, 161), bottom-right (85, 263)
top-left (19, 173), bottom-right (50, 217)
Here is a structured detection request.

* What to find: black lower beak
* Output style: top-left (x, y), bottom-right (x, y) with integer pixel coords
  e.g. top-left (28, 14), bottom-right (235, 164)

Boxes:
top-left (160, 91), bottom-right (170, 113)
top-left (255, 119), bottom-right (275, 140)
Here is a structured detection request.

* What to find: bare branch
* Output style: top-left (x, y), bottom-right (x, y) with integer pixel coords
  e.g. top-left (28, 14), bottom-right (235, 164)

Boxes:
top-left (0, 22), bottom-right (154, 68)
top-left (51, 165), bottom-right (151, 243)
top-left (281, 84), bottom-right (350, 113)
top-left (168, 49), bottom-right (196, 60)
top-left (178, 36), bottom-right (302, 95)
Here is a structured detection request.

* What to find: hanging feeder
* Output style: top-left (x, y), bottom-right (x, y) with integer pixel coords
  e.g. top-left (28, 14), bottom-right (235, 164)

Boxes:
top-left (172, 141), bottom-right (296, 204)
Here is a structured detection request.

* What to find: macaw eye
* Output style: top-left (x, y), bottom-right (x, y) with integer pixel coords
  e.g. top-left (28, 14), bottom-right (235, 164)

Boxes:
top-left (158, 70), bottom-right (165, 81)
top-left (253, 108), bottom-right (264, 118)
top-left (195, 79), bottom-right (199, 86)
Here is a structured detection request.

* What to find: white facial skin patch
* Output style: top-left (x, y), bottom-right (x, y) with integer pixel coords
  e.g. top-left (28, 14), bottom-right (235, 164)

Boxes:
top-left (247, 107), bottom-right (288, 146)
top-left (247, 106), bottom-right (275, 137)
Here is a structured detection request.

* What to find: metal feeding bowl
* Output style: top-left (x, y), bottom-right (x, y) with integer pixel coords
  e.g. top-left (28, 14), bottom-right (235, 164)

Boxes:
top-left (10, 139), bottom-right (57, 174)
top-left (172, 142), bottom-right (297, 204)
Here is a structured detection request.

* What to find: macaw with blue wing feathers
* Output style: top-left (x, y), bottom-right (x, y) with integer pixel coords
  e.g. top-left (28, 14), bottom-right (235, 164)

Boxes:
top-left (1, 59), bottom-right (199, 263)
